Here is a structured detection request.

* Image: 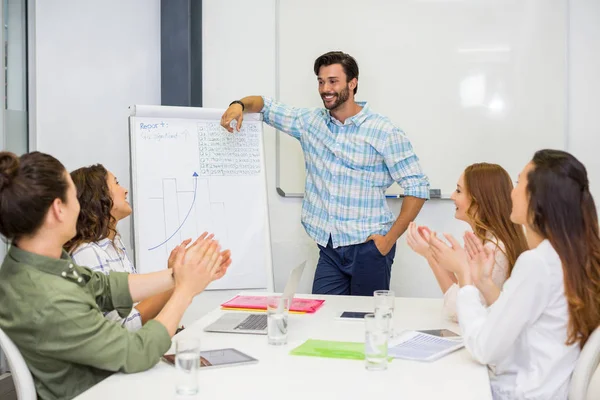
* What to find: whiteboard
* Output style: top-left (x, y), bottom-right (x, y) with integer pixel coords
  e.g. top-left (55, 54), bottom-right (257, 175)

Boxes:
top-left (276, 0), bottom-right (566, 198)
top-left (129, 105), bottom-right (273, 290)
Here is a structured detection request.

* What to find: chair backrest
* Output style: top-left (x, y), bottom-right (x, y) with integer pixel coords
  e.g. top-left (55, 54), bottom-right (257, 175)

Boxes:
top-left (570, 327), bottom-right (600, 400)
top-left (0, 327), bottom-right (36, 400)
top-left (587, 367), bottom-right (600, 400)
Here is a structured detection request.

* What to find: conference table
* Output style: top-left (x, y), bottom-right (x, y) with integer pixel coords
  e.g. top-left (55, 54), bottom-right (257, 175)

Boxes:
top-left (75, 294), bottom-right (492, 399)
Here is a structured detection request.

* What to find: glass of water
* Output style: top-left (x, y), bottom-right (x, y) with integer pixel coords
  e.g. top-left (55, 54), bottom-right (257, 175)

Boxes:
top-left (175, 338), bottom-right (200, 395)
top-left (374, 289), bottom-right (395, 337)
top-left (364, 313), bottom-right (389, 371)
top-left (267, 296), bottom-right (289, 345)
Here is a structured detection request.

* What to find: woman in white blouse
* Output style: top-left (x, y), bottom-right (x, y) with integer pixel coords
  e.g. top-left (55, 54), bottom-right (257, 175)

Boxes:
top-left (65, 164), bottom-right (231, 331)
top-left (406, 163), bottom-right (528, 320)
top-left (429, 149), bottom-right (600, 400)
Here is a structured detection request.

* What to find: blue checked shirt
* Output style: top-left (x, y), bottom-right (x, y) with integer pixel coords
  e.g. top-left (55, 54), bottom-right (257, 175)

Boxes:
top-left (71, 234), bottom-right (143, 331)
top-left (262, 97), bottom-right (430, 248)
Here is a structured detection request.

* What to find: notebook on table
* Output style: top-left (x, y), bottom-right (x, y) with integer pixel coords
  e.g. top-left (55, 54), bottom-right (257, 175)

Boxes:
top-left (221, 295), bottom-right (324, 313)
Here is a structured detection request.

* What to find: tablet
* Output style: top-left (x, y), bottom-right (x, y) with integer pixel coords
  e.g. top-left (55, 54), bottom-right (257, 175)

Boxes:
top-left (162, 348), bottom-right (258, 369)
top-left (417, 329), bottom-right (460, 338)
top-left (337, 311), bottom-right (370, 320)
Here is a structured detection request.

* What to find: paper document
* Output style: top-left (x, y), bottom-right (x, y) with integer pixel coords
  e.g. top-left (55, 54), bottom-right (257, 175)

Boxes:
top-left (388, 331), bottom-right (464, 362)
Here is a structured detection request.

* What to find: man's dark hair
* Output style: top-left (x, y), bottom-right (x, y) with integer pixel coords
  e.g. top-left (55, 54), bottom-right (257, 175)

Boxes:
top-left (313, 51), bottom-right (359, 95)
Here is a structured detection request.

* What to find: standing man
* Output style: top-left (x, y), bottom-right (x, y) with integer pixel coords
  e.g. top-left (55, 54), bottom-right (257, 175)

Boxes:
top-left (221, 51), bottom-right (430, 296)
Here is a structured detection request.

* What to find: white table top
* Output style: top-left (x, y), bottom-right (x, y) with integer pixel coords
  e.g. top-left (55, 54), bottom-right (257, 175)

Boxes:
top-left (76, 294), bottom-right (492, 399)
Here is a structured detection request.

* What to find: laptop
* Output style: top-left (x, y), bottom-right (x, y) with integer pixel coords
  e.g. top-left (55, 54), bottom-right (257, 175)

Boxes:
top-left (203, 261), bottom-right (306, 335)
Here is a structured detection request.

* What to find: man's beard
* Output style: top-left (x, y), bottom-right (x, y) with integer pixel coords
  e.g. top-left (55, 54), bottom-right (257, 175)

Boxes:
top-left (321, 84), bottom-right (350, 110)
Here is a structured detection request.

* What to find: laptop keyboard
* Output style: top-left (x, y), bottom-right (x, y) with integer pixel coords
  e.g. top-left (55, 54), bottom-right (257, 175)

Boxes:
top-left (235, 314), bottom-right (268, 331)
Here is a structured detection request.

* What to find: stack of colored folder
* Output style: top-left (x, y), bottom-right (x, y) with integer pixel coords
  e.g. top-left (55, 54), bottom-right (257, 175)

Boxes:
top-left (221, 295), bottom-right (325, 314)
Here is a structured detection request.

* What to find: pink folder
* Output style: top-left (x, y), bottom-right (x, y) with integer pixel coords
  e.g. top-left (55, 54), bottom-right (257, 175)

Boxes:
top-left (221, 295), bottom-right (325, 314)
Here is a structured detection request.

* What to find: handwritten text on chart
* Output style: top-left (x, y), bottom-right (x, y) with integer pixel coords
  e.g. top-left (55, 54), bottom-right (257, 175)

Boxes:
top-left (139, 122), bottom-right (190, 141)
top-left (197, 122), bottom-right (261, 176)
top-left (139, 122), bottom-right (169, 130)
top-left (140, 131), bottom-right (190, 141)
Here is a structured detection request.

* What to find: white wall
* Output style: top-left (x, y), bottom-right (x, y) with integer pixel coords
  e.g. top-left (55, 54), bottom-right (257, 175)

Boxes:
top-left (568, 0), bottom-right (600, 202)
top-left (29, 0), bottom-right (162, 250)
top-left (28, 0), bottom-right (600, 308)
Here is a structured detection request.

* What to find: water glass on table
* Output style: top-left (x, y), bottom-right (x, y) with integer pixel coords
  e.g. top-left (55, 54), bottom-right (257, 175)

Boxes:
top-left (175, 338), bottom-right (200, 395)
top-left (267, 296), bottom-right (289, 345)
top-left (374, 289), bottom-right (395, 337)
top-left (364, 313), bottom-right (390, 371)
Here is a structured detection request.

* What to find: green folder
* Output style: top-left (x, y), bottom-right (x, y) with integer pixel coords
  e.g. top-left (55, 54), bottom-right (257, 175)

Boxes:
top-left (289, 339), bottom-right (367, 360)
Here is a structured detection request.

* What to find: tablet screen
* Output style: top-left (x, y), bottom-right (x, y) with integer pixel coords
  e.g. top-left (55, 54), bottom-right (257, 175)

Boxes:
top-left (162, 348), bottom-right (258, 368)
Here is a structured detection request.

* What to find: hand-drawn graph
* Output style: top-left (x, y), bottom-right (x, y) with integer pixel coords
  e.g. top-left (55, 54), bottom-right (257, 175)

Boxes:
top-left (148, 173), bottom-right (199, 251)
top-left (148, 173), bottom-right (229, 252)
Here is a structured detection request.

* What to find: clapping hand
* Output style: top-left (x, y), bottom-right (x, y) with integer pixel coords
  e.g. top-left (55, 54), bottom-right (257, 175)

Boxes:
top-left (463, 232), bottom-right (495, 289)
top-left (171, 232), bottom-right (230, 296)
top-left (428, 232), bottom-right (469, 279)
top-left (167, 238), bottom-right (192, 269)
top-left (406, 222), bottom-right (431, 257)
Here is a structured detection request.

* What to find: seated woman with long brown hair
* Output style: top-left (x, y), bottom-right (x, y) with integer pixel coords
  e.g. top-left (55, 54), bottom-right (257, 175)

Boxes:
top-left (406, 163), bottom-right (528, 320)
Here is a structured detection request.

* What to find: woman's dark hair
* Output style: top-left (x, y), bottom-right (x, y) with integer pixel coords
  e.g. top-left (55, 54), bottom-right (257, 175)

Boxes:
top-left (0, 151), bottom-right (69, 241)
top-left (313, 51), bottom-right (359, 94)
top-left (527, 149), bottom-right (600, 348)
top-left (65, 164), bottom-right (115, 252)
